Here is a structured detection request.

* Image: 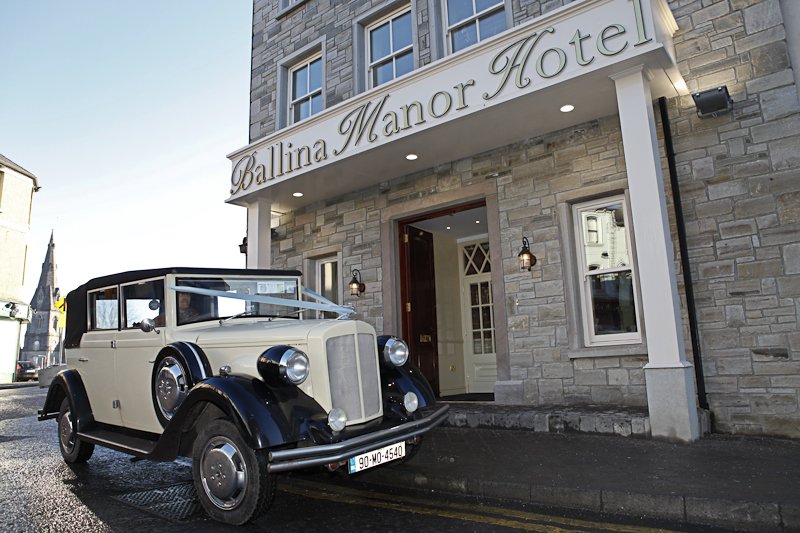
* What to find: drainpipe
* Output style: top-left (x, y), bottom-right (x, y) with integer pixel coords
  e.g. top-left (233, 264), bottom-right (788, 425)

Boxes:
top-left (657, 96), bottom-right (709, 410)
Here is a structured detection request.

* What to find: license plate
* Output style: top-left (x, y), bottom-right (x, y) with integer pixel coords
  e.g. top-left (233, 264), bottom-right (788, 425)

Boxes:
top-left (348, 441), bottom-right (406, 474)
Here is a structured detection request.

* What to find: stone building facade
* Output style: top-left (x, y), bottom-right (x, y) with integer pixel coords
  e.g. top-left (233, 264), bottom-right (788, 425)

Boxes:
top-left (229, 0), bottom-right (800, 438)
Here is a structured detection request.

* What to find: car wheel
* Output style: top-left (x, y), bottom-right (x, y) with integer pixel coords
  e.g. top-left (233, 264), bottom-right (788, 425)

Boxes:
top-left (58, 398), bottom-right (94, 464)
top-left (152, 353), bottom-right (192, 426)
top-left (192, 419), bottom-right (275, 525)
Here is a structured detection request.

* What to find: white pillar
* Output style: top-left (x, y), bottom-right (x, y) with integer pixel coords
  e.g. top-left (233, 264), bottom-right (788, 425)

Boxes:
top-left (611, 65), bottom-right (700, 442)
top-left (246, 198), bottom-right (272, 269)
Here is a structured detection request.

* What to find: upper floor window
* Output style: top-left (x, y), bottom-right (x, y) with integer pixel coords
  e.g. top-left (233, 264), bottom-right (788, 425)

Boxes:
top-left (289, 55), bottom-right (323, 124)
top-left (573, 196), bottom-right (640, 346)
top-left (446, 0), bottom-right (506, 53)
top-left (367, 7), bottom-right (414, 88)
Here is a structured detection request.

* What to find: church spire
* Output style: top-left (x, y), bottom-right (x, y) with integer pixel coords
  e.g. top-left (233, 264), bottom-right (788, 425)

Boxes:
top-left (21, 231), bottom-right (62, 367)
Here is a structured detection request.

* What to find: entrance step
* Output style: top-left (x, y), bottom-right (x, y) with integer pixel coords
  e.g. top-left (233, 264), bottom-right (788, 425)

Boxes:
top-left (442, 402), bottom-right (713, 438)
top-left (443, 402), bottom-right (653, 437)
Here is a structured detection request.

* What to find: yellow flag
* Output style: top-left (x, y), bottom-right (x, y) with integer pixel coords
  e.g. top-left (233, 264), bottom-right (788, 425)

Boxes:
top-left (55, 297), bottom-right (66, 328)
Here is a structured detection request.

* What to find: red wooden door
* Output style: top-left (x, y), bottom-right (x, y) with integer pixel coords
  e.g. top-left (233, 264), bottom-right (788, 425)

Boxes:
top-left (400, 225), bottom-right (439, 396)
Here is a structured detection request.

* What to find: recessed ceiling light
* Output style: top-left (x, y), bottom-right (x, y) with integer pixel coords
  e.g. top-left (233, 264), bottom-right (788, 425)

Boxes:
top-left (446, 226), bottom-right (451, 230)
top-left (292, 192), bottom-right (304, 197)
top-left (406, 153), bottom-right (418, 161)
top-left (560, 104), bottom-right (575, 113)
top-left (475, 220), bottom-right (480, 224)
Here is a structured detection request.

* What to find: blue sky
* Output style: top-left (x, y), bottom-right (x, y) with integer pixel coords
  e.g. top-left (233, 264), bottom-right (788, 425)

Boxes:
top-left (0, 1), bottom-right (253, 299)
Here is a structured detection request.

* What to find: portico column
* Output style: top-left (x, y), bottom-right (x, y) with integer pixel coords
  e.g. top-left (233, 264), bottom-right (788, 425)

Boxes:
top-left (611, 65), bottom-right (700, 442)
top-left (246, 198), bottom-right (272, 269)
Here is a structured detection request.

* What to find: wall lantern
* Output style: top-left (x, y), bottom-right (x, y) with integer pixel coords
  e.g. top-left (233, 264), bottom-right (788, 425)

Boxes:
top-left (239, 236), bottom-right (248, 254)
top-left (349, 269), bottom-right (366, 296)
top-left (518, 237), bottom-right (536, 271)
top-left (691, 86), bottom-right (733, 118)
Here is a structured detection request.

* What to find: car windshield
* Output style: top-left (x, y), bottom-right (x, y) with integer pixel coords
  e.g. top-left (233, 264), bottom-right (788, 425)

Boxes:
top-left (19, 362), bottom-right (35, 369)
top-left (174, 276), bottom-right (301, 325)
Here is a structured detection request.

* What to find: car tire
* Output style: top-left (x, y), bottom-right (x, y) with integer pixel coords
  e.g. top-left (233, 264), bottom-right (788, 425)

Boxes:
top-left (192, 418), bottom-right (275, 525)
top-left (58, 398), bottom-right (94, 464)
top-left (152, 352), bottom-right (193, 427)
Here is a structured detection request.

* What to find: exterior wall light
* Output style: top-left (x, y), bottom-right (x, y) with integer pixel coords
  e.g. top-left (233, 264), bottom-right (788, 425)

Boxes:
top-left (239, 236), bottom-right (248, 254)
top-left (349, 269), bottom-right (366, 296)
top-left (518, 236), bottom-right (536, 271)
top-left (692, 86), bottom-right (733, 118)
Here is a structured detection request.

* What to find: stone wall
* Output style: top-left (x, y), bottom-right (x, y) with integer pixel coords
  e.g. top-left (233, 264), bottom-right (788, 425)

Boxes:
top-left (665, 0), bottom-right (800, 436)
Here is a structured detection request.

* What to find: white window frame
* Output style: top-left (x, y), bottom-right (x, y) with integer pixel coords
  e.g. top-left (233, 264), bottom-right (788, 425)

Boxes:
top-left (445, 0), bottom-right (505, 54)
top-left (366, 6), bottom-right (414, 88)
top-left (572, 195), bottom-right (641, 346)
top-left (315, 254), bottom-right (342, 319)
top-left (288, 53), bottom-right (323, 125)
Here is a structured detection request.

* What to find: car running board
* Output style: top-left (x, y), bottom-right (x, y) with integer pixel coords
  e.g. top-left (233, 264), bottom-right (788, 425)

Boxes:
top-left (77, 427), bottom-right (158, 458)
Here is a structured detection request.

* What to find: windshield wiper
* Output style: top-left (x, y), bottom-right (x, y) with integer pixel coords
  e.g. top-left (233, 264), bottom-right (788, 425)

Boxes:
top-left (219, 311), bottom-right (253, 325)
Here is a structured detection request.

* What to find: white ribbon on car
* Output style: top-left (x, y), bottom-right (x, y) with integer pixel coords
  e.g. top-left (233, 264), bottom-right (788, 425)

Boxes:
top-left (168, 285), bottom-right (355, 317)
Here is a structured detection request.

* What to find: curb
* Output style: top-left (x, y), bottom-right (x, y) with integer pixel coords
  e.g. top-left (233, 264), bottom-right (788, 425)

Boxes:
top-left (358, 466), bottom-right (800, 532)
top-left (0, 382), bottom-right (39, 390)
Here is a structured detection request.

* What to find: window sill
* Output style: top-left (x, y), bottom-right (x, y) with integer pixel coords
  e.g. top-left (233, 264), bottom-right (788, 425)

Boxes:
top-left (276, 0), bottom-right (309, 20)
top-left (567, 342), bottom-right (648, 359)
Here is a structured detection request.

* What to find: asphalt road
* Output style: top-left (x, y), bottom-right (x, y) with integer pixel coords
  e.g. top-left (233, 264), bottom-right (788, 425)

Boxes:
top-left (1, 387), bottom-right (730, 532)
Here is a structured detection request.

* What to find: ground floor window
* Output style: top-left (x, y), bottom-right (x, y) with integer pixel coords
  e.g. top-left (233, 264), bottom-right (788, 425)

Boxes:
top-left (573, 195), bottom-right (640, 346)
top-left (315, 255), bottom-right (341, 319)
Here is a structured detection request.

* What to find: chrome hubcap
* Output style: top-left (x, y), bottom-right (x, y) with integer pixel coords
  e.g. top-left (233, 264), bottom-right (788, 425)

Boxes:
top-left (156, 356), bottom-right (187, 420)
top-left (59, 408), bottom-right (75, 453)
top-left (200, 437), bottom-right (247, 510)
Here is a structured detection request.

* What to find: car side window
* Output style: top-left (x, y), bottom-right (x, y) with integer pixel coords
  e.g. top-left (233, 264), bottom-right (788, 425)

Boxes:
top-left (122, 279), bottom-right (166, 328)
top-left (88, 287), bottom-right (119, 330)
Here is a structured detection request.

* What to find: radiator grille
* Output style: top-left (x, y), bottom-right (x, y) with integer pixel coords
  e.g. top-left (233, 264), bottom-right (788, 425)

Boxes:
top-left (326, 333), bottom-right (381, 424)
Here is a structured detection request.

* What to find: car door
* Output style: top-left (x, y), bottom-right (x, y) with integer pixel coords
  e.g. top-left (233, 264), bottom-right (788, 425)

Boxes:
top-left (114, 278), bottom-right (167, 434)
top-left (74, 286), bottom-right (123, 426)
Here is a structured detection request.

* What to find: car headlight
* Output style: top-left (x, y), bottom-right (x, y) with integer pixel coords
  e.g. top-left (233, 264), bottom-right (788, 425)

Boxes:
top-left (328, 408), bottom-right (347, 432)
top-left (404, 392), bottom-right (418, 413)
top-left (258, 345), bottom-right (310, 386)
top-left (382, 337), bottom-right (409, 366)
top-left (280, 348), bottom-right (309, 385)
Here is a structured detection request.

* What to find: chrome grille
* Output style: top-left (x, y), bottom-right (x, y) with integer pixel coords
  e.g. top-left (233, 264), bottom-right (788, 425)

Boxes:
top-left (326, 333), bottom-right (382, 424)
top-left (358, 333), bottom-right (381, 418)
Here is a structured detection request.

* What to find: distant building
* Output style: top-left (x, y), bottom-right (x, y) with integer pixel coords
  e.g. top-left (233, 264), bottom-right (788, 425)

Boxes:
top-left (228, 0), bottom-right (800, 440)
top-left (20, 233), bottom-right (62, 369)
top-left (0, 154), bottom-right (39, 383)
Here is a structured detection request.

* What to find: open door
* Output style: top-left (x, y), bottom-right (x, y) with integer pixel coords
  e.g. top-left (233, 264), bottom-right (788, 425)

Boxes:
top-left (399, 225), bottom-right (440, 396)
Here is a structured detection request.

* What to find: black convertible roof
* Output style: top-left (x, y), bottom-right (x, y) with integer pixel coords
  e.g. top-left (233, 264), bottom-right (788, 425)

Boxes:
top-left (64, 267), bottom-right (303, 348)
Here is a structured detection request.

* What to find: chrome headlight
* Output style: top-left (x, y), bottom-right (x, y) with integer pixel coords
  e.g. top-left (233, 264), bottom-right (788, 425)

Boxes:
top-left (404, 392), bottom-right (418, 413)
top-left (280, 348), bottom-right (309, 385)
top-left (257, 345), bottom-right (311, 386)
top-left (382, 337), bottom-right (409, 367)
top-left (328, 407), bottom-right (347, 432)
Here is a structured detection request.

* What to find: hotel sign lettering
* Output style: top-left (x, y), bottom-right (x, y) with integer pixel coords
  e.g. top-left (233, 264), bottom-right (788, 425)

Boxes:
top-left (229, 0), bottom-right (664, 199)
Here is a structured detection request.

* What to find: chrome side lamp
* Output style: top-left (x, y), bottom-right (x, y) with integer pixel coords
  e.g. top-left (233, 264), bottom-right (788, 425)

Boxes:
top-left (518, 237), bottom-right (536, 272)
top-left (691, 86), bottom-right (733, 118)
top-left (349, 269), bottom-right (366, 296)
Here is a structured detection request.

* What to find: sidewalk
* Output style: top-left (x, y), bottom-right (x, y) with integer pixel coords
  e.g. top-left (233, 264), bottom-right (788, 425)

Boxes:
top-left (357, 405), bottom-right (800, 532)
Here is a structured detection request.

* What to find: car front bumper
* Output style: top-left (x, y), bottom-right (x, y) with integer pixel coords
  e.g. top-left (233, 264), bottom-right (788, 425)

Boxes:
top-left (267, 404), bottom-right (449, 473)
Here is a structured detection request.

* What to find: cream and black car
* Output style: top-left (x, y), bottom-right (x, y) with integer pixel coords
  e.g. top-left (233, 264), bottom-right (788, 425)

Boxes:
top-left (39, 267), bottom-right (448, 525)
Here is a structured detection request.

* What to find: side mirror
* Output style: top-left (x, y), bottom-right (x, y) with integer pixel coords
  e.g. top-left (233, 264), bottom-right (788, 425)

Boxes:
top-left (139, 318), bottom-right (160, 334)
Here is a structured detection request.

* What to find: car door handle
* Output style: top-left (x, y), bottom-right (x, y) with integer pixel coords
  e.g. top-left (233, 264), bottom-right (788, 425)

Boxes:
top-left (78, 357), bottom-right (89, 362)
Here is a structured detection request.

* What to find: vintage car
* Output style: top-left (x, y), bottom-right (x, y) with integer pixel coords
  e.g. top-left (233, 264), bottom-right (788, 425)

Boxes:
top-left (39, 267), bottom-right (448, 525)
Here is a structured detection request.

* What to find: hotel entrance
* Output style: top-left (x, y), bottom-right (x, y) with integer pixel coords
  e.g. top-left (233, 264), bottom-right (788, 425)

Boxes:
top-left (398, 201), bottom-right (497, 399)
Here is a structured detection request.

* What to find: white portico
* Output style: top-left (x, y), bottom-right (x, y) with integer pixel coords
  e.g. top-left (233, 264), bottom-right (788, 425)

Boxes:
top-left (228, 0), bottom-right (701, 441)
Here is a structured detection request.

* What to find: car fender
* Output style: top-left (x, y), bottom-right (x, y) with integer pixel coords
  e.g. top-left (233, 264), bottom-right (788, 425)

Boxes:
top-left (151, 375), bottom-right (328, 459)
top-left (38, 370), bottom-right (94, 432)
top-left (381, 362), bottom-right (436, 409)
